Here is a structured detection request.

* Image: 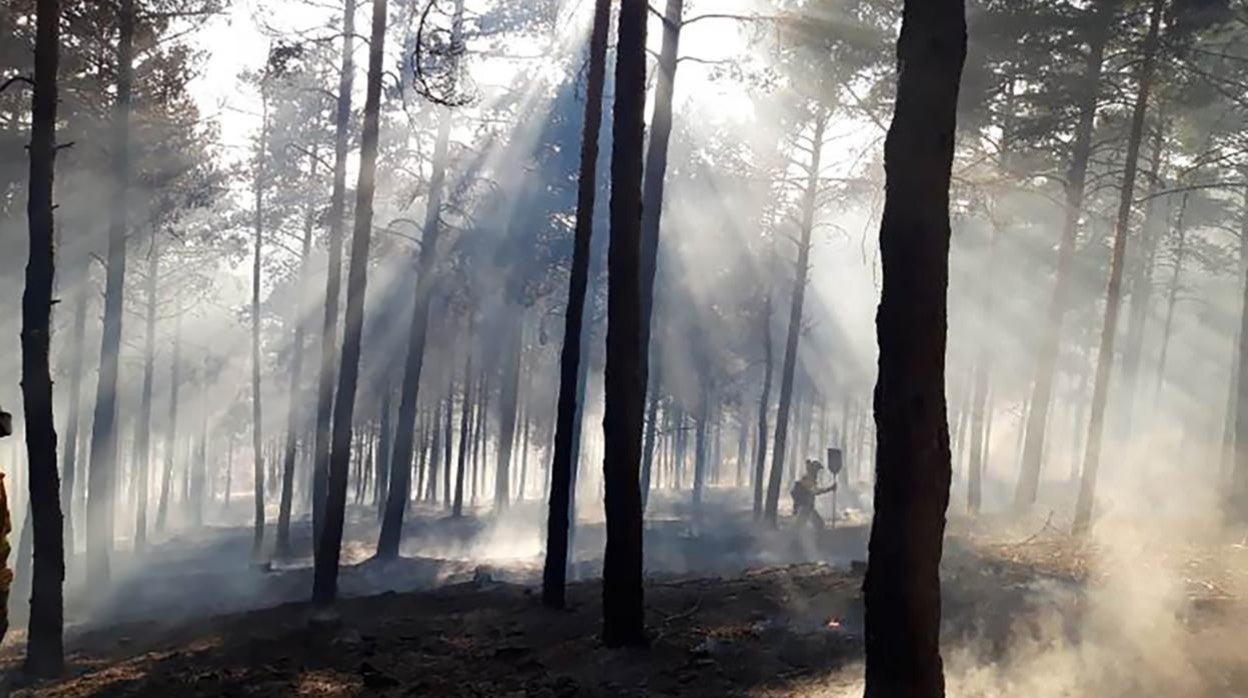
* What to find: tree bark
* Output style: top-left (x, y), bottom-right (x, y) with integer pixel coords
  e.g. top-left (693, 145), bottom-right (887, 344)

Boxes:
top-left (313, 0), bottom-right (386, 607)
top-left (862, 0), bottom-right (965, 694)
top-left (86, 0), bottom-right (135, 588)
top-left (753, 289), bottom-right (774, 519)
top-left (453, 328), bottom-right (475, 518)
top-left (250, 88), bottom-right (269, 561)
top-left (764, 110), bottom-right (827, 525)
top-left (276, 154), bottom-right (319, 558)
top-left (23, 0), bottom-right (65, 672)
top-left (134, 237), bottom-right (159, 550)
top-left (1072, 0), bottom-right (1164, 534)
top-left (600, 0), bottom-right (648, 648)
top-left (493, 315), bottom-right (524, 512)
top-left (377, 0), bottom-right (461, 559)
top-left (1231, 180), bottom-right (1248, 517)
top-left (312, 0), bottom-right (356, 548)
top-left (59, 285), bottom-right (86, 562)
top-left (156, 318), bottom-right (181, 532)
top-left (1153, 192), bottom-right (1189, 400)
top-left (1015, 1), bottom-right (1113, 509)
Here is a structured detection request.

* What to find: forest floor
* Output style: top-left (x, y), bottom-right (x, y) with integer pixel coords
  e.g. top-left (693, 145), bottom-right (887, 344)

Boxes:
top-left (2, 496), bottom-right (1248, 696)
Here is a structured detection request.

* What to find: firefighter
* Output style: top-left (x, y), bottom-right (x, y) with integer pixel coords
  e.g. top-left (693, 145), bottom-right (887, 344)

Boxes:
top-left (791, 459), bottom-right (836, 529)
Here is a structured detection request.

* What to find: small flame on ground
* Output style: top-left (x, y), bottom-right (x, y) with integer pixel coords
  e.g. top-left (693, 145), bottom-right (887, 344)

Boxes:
top-left (826, 617), bottom-right (841, 629)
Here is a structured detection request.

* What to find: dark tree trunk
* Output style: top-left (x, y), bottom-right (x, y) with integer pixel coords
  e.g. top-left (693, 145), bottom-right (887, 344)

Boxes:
top-left (276, 158), bottom-right (318, 558)
top-left (1073, 0), bottom-right (1163, 534)
top-left (1153, 193), bottom-right (1189, 399)
top-left (426, 402), bottom-right (442, 502)
top-left (1115, 117), bottom-right (1167, 436)
top-left (59, 285), bottom-right (86, 563)
top-left (443, 390), bottom-right (454, 508)
top-left (156, 318), bottom-right (181, 532)
top-left (601, 0), bottom-right (647, 648)
top-left (134, 237), bottom-right (159, 550)
top-left (1015, 1), bottom-right (1112, 509)
top-left (637, 0), bottom-right (683, 507)
top-left (493, 315), bottom-right (524, 512)
top-left (640, 367), bottom-right (661, 511)
top-left (453, 332), bottom-right (475, 517)
top-left (312, 0), bottom-right (356, 548)
top-left (250, 89), bottom-right (269, 561)
top-left (376, 384), bottom-right (393, 514)
top-left (313, 0), bottom-right (386, 607)
top-left (1231, 181), bottom-right (1248, 517)
top-left (764, 110), bottom-right (827, 525)
top-left (862, 0), bottom-right (965, 694)
top-left (86, 0), bottom-right (135, 588)
top-left (377, 0), bottom-right (461, 557)
top-left (22, 0), bottom-right (65, 672)
top-left (692, 376), bottom-right (709, 519)
top-left (753, 290), bottom-right (774, 519)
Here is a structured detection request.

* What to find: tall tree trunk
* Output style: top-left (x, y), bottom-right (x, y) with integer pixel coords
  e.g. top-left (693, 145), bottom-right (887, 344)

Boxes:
top-left (312, 0), bottom-right (356, 548)
top-left (59, 285), bottom-right (86, 562)
top-left (375, 383), bottom-right (393, 514)
top-left (443, 388), bottom-right (454, 508)
top-left (86, 0), bottom-right (135, 588)
top-left (863, 0), bottom-right (965, 694)
top-left (764, 110), bottom-right (827, 525)
top-left (1153, 192), bottom-right (1189, 399)
top-left (377, 0), bottom-right (462, 559)
top-left (1015, 1), bottom-right (1113, 509)
top-left (1231, 180), bottom-right (1248, 516)
top-left (250, 89), bottom-right (269, 561)
top-left (134, 238), bottom-right (159, 550)
top-left (276, 156), bottom-right (318, 558)
top-left (753, 290), bottom-right (774, 519)
top-left (156, 318), bottom-right (181, 532)
top-left (600, 0), bottom-right (648, 648)
top-left (1072, 0), bottom-right (1164, 534)
top-left (453, 328), bottom-right (475, 517)
top-left (637, 0), bottom-right (683, 511)
top-left (23, 0), bottom-right (65, 672)
top-left (692, 375), bottom-right (710, 519)
top-left (493, 315), bottom-right (524, 512)
top-left (1115, 116), bottom-right (1167, 438)
top-left (313, 0), bottom-right (386, 607)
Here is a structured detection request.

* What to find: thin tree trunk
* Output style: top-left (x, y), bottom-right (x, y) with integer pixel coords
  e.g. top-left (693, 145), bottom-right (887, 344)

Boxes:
top-left (453, 328), bottom-right (475, 517)
top-left (1153, 192), bottom-right (1190, 400)
top-left (764, 111), bottom-right (827, 525)
top-left (1073, 0), bottom-right (1164, 534)
top-left (443, 388), bottom-right (454, 508)
top-left (86, 0), bottom-right (135, 588)
top-left (312, 0), bottom-right (356, 548)
top-left (250, 88), bottom-right (269, 561)
top-left (637, 0), bottom-right (684, 418)
top-left (863, 0), bottom-right (965, 694)
top-left (753, 290), bottom-right (774, 519)
top-left (134, 237), bottom-right (159, 550)
top-left (493, 315), bottom-right (524, 512)
top-left (59, 286), bottom-right (86, 562)
top-left (1231, 180), bottom-right (1248, 515)
top-left (312, 0), bottom-right (386, 607)
top-left (1115, 115), bottom-right (1167, 438)
top-left (276, 153), bottom-right (319, 558)
top-left (377, 0), bottom-right (461, 559)
top-left (156, 318), bottom-right (181, 532)
top-left (600, 0), bottom-right (647, 648)
top-left (1016, 1), bottom-right (1113, 509)
top-left (22, 0), bottom-right (65, 669)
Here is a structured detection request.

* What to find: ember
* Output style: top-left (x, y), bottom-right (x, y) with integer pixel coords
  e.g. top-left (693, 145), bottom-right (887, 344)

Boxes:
top-left (826, 618), bottom-right (841, 629)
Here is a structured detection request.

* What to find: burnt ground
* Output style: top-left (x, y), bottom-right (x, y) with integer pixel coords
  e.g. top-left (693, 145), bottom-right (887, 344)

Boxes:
top-left (2, 497), bottom-right (1248, 697)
